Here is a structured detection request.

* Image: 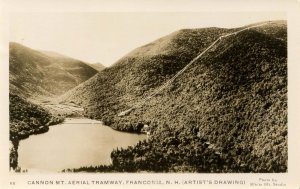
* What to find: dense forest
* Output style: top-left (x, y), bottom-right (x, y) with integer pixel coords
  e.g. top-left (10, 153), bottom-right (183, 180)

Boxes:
top-left (9, 94), bottom-right (64, 170)
top-left (61, 21), bottom-right (287, 172)
top-left (68, 123), bottom-right (286, 173)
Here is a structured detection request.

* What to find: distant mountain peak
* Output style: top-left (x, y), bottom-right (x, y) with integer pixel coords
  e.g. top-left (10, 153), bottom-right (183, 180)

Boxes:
top-left (9, 42), bottom-right (99, 99)
top-left (87, 62), bottom-right (106, 72)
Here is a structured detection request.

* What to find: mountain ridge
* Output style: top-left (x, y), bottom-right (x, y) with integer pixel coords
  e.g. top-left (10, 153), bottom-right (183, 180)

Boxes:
top-left (87, 62), bottom-right (106, 72)
top-left (9, 42), bottom-right (99, 100)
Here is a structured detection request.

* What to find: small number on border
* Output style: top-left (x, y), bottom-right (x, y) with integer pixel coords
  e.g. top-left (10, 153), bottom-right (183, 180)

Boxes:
top-left (10, 181), bottom-right (15, 185)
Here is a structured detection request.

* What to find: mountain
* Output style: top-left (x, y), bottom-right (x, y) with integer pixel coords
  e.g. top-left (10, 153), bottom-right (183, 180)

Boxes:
top-left (60, 26), bottom-right (231, 125)
top-left (9, 42), bottom-right (99, 99)
top-left (41, 52), bottom-right (106, 72)
top-left (61, 21), bottom-right (287, 172)
top-left (88, 63), bottom-right (105, 72)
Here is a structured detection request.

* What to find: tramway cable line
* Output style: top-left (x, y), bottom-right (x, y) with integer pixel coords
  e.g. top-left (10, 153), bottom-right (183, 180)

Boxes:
top-left (118, 22), bottom-right (270, 117)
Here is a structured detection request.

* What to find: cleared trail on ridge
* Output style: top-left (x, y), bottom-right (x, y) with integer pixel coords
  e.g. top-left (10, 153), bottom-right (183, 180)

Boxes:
top-left (118, 22), bottom-right (270, 117)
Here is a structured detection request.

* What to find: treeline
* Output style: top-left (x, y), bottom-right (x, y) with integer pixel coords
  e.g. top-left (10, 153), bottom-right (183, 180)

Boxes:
top-left (9, 94), bottom-right (64, 170)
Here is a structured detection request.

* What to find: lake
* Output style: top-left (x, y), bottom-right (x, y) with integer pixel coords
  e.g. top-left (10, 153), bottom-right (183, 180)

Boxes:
top-left (18, 118), bottom-right (147, 173)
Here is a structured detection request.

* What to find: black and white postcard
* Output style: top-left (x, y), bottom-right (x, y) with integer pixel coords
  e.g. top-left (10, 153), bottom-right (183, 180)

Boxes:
top-left (1, 0), bottom-right (300, 189)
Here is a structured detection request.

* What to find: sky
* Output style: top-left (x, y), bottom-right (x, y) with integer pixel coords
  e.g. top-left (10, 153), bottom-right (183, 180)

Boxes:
top-left (9, 12), bottom-right (286, 66)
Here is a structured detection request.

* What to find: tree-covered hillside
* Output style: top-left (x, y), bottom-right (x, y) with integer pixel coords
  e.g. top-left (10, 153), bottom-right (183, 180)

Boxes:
top-left (61, 21), bottom-right (287, 172)
top-left (9, 94), bottom-right (63, 140)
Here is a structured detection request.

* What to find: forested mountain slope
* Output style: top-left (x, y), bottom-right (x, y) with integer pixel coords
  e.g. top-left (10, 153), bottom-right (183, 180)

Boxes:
top-left (60, 26), bottom-right (231, 127)
top-left (61, 21), bottom-right (287, 172)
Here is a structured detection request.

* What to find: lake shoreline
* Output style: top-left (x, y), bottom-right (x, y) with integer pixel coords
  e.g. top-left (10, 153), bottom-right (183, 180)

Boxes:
top-left (10, 108), bottom-right (145, 173)
top-left (10, 116), bottom-right (64, 172)
top-left (16, 118), bottom-right (146, 173)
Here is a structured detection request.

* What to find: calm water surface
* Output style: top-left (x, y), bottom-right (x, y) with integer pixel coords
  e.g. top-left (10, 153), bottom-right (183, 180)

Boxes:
top-left (18, 118), bottom-right (146, 172)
